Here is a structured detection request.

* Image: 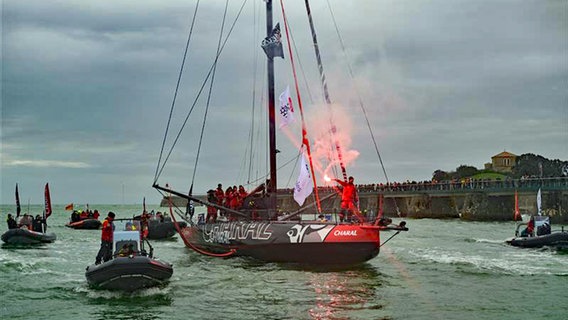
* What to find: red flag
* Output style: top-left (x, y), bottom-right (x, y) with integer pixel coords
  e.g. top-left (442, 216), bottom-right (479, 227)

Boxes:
top-left (514, 190), bottom-right (520, 221)
top-left (44, 183), bottom-right (52, 218)
top-left (65, 203), bottom-right (74, 211)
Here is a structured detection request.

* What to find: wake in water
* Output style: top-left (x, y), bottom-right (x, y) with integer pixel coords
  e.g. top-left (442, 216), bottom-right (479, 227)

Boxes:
top-left (406, 246), bottom-right (568, 276)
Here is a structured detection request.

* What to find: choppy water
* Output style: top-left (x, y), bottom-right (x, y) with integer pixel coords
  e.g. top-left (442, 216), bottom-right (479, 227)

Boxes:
top-left (1, 204), bottom-right (567, 320)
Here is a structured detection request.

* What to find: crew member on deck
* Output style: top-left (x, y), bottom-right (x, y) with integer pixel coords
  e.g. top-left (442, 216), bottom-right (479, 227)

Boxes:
top-left (333, 176), bottom-right (359, 222)
top-left (215, 184), bottom-right (225, 217)
top-left (206, 190), bottom-right (218, 223)
top-left (95, 212), bottom-right (115, 264)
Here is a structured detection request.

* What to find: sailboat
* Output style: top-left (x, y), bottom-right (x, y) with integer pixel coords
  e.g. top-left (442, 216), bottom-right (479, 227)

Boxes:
top-left (152, 0), bottom-right (408, 265)
top-left (1, 183), bottom-right (56, 245)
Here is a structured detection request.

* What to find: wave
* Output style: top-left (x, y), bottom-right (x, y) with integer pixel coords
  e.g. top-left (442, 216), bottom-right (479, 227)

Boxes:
top-left (406, 247), bottom-right (568, 276)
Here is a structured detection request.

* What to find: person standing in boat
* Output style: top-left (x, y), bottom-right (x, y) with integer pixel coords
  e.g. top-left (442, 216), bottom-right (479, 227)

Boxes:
top-left (215, 183), bottom-right (225, 217)
top-left (333, 176), bottom-right (359, 222)
top-left (32, 215), bottom-right (45, 232)
top-left (520, 217), bottom-right (535, 237)
top-left (6, 214), bottom-right (17, 229)
top-left (206, 189), bottom-right (218, 223)
top-left (18, 214), bottom-right (33, 229)
top-left (95, 211), bottom-right (115, 264)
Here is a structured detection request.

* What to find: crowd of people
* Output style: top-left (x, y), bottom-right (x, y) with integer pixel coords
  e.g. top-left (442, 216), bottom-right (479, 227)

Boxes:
top-left (204, 183), bottom-right (250, 223)
top-left (70, 209), bottom-right (100, 222)
top-left (203, 177), bottom-right (363, 223)
top-left (279, 176), bottom-right (567, 194)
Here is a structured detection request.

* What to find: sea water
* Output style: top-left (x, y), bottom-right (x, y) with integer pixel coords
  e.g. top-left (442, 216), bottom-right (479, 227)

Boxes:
top-left (1, 204), bottom-right (566, 320)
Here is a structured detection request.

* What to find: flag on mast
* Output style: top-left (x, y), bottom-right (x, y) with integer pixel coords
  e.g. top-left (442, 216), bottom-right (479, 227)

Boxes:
top-left (514, 190), bottom-right (520, 221)
top-left (293, 150), bottom-right (313, 206)
top-left (15, 184), bottom-right (21, 218)
top-left (278, 86), bottom-right (295, 128)
top-left (44, 183), bottom-right (52, 218)
top-left (537, 188), bottom-right (542, 215)
top-left (261, 23), bottom-right (284, 59)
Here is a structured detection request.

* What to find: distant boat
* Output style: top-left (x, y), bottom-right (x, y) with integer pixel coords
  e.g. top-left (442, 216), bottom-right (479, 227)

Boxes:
top-left (65, 209), bottom-right (102, 230)
top-left (66, 219), bottom-right (102, 230)
top-left (506, 215), bottom-right (568, 251)
top-left (2, 184), bottom-right (56, 245)
top-left (85, 218), bottom-right (173, 291)
top-left (135, 214), bottom-right (187, 240)
top-left (135, 199), bottom-right (187, 239)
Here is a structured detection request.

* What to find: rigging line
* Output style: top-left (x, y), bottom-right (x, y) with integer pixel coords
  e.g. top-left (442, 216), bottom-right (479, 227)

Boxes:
top-left (326, 2), bottom-right (400, 216)
top-left (165, 191), bottom-right (236, 257)
top-left (190, 0), bottom-right (230, 193)
top-left (280, 0), bottom-right (322, 213)
top-left (285, 150), bottom-right (301, 189)
top-left (286, 20), bottom-right (315, 105)
top-left (325, 0), bottom-right (390, 184)
top-left (304, 0), bottom-right (348, 183)
top-left (154, 0), bottom-right (201, 185)
top-left (247, 0), bottom-right (263, 184)
top-left (155, 0), bottom-right (249, 181)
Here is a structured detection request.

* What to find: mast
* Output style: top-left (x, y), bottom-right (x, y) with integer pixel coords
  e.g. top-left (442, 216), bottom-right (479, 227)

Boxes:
top-left (304, 0), bottom-right (348, 182)
top-left (266, 0), bottom-right (277, 211)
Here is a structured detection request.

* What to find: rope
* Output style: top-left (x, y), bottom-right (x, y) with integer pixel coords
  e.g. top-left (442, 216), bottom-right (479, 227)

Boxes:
top-left (280, 0), bottom-right (322, 213)
top-left (167, 192), bottom-right (236, 258)
top-left (154, 0), bottom-right (249, 183)
top-left (303, 0), bottom-right (348, 182)
top-left (154, 0), bottom-right (201, 185)
top-left (325, 0), bottom-right (402, 216)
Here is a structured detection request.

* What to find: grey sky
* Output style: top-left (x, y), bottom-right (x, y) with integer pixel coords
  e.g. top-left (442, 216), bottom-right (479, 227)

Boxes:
top-left (1, 0), bottom-right (566, 205)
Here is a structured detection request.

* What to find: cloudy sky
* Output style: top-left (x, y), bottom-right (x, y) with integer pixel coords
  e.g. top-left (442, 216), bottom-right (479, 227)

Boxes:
top-left (1, 0), bottom-right (566, 205)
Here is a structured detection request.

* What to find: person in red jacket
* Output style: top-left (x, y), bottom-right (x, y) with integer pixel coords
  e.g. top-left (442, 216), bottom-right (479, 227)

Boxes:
top-left (333, 176), bottom-right (359, 222)
top-left (215, 184), bottom-right (225, 217)
top-left (95, 212), bottom-right (115, 264)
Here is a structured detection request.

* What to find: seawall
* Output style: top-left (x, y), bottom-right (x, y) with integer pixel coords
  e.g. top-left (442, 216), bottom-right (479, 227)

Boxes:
top-left (161, 178), bottom-right (568, 222)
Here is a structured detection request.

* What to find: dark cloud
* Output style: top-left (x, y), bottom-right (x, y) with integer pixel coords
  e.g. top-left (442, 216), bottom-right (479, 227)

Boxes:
top-left (2, 0), bottom-right (566, 204)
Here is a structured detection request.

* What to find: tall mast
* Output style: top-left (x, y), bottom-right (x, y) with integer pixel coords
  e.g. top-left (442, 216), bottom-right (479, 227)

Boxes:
top-left (304, 0), bottom-right (348, 182)
top-left (266, 0), bottom-right (277, 209)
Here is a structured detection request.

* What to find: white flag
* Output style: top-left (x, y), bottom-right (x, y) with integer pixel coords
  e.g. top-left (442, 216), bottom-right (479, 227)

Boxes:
top-left (293, 152), bottom-right (313, 206)
top-left (278, 86), bottom-right (295, 128)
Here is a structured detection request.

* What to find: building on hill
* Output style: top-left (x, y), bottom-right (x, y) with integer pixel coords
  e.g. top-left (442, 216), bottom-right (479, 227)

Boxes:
top-left (485, 151), bottom-right (517, 173)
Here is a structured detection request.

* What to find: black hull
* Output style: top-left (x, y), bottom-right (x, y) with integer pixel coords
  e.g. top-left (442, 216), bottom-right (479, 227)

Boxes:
top-left (1, 228), bottom-right (56, 244)
top-left (66, 219), bottom-right (102, 230)
top-left (179, 221), bottom-right (383, 265)
top-left (85, 256), bottom-right (173, 291)
top-left (147, 220), bottom-right (186, 239)
top-left (507, 231), bottom-right (568, 250)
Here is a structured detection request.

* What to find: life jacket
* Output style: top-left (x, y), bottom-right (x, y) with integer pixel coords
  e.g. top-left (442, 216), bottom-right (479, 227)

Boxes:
top-left (101, 218), bottom-right (114, 242)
